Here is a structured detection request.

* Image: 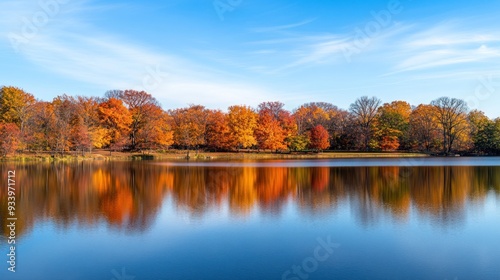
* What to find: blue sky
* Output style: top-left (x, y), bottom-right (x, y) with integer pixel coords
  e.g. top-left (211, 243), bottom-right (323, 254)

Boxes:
top-left (1, 0), bottom-right (500, 117)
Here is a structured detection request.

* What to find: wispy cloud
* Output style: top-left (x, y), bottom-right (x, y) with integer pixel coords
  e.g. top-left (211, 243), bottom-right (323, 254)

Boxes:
top-left (0, 0), bottom-right (280, 108)
top-left (241, 22), bottom-right (411, 74)
top-left (240, 18), bottom-right (500, 78)
top-left (385, 21), bottom-right (500, 75)
top-left (250, 19), bottom-right (317, 33)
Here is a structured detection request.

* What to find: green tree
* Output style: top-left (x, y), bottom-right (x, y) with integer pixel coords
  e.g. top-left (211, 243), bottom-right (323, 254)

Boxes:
top-left (471, 114), bottom-right (500, 155)
top-left (288, 135), bottom-right (309, 151)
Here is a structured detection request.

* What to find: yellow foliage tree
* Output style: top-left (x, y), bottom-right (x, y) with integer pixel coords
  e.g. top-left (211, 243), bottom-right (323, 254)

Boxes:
top-left (227, 105), bottom-right (257, 149)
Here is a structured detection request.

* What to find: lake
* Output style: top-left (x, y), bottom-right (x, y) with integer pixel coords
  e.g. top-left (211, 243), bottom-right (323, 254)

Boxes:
top-left (1, 158), bottom-right (500, 280)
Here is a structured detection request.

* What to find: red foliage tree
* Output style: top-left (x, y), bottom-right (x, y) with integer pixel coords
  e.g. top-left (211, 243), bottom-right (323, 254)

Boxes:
top-left (309, 125), bottom-right (330, 151)
top-left (0, 123), bottom-right (21, 156)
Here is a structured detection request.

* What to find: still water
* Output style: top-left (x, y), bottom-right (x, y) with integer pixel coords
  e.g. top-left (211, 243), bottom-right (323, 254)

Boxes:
top-left (1, 158), bottom-right (500, 280)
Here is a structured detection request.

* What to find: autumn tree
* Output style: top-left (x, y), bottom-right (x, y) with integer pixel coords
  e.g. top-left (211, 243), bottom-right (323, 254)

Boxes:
top-left (263, 102), bottom-right (298, 147)
top-left (409, 104), bottom-right (440, 152)
top-left (23, 101), bottom-right (56, 152)
top-left (293, 102), bottom-right (349, 150)
top-left (227, 105), bottom-right (257, 149)
top-left (98, 98), bottom-right (133, 150)
top-left (71, 96), bottom-right (109, 154)
top-left (3, 84), bottom-right (497, 156)
top-left (205, 109), bottom-right (232, 151)
top-left (71, 125), bottom-right (92, 155)
top-left (116, 90), bottom-right (161, 149)
top-left (349, 96), bottom-right (381, 150)
top-left (0, 123), bottom-right (20, 156)
top-left (255, 113), bottom-right (286, 151)
top-left (309, 103), bottom-right (345, 148)
top-left (0, 86), bottom-right (35, 130)
top-left (293, 102), bottom-right (336, 135)
top-left (376, 101), bottom-right (412, 151)
top-left (136, 105), bottom-right (174, 151)
top-left (287, 135), bottom-right (309, 151)
top-left (255, 102), bottom-right (289, 151)
top-left (431, 97), bottom-right (469, 154)
top-left (169, 105), bottom-right (209, 149)
top-left (309, 124), bottom-right (330, 151)
top-left (51, 95), bottom-right (76, 154)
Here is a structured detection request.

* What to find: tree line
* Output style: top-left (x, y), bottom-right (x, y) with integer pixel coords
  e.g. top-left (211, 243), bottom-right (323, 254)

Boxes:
top-left (0, 86), bottom-right (499, 156)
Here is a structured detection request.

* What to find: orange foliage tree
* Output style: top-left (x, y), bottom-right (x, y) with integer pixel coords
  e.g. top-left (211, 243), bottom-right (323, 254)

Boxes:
top-left (118, 90), bottom-right (161, 149)
top-left (255, 102), bottom-right (288, 151)
top-left (136, 104), bottom-right (174, 151)
top-left (71, 96), bottom-right (108, 154)
top-left (98, 98), bottom-right (133, 150)
top-left (205, 109), bottom-right (232, 151)
top-left (169, 105), bottom-right (209, 149)
top-left (51, 95), bottom-right (75, 154)
top-left (0, 123), bottom-right (20, 156)
top-left (23, 101), bottom-right (56, 152)
top-left (309, 125), bottom-right (330, 151)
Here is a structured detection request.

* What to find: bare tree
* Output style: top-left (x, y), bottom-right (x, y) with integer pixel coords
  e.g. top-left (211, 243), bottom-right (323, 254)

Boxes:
top-left (431, 97), bottom-right (469, 154)
top-left (409, 104), bottom-right (440, 152)
top-left (349, 96), bottom-right (381, 150)
top-left (104, 89), bottom-right (124, 100)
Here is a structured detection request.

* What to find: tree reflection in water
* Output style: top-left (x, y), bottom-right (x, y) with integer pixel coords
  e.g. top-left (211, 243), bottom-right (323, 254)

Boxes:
top-left (1, 161), bottom-right (499, 238)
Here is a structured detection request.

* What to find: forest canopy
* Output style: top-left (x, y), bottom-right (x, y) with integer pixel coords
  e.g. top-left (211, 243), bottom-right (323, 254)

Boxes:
top-left (1, 86), bottom-right (499, 156)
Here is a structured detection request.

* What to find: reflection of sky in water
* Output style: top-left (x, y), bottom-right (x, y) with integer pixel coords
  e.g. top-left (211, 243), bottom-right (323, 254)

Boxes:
top-left (1, 160), bottom-right (500, 280)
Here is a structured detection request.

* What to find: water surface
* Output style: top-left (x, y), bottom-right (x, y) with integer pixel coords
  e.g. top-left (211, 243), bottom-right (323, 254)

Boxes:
top-left (1, 158), bottom-right (500, 279)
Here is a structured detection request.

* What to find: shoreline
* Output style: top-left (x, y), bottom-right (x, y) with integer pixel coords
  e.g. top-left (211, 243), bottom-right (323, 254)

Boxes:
top-left (1, 150), bottom-right (433, 162)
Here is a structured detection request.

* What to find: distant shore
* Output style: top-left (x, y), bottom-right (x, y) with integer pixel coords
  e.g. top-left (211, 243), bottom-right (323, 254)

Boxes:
top-left (0, 150), bottom-right (432, 162)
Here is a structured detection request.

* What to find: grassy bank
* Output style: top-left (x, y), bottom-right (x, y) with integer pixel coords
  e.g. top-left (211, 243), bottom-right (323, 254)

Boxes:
top-left (1, 150), bottom-right (430, 162)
